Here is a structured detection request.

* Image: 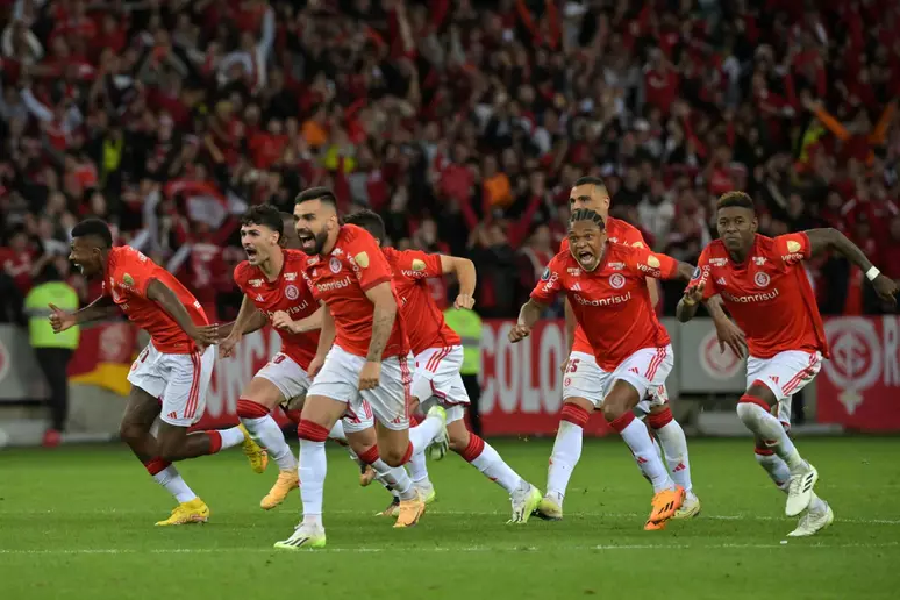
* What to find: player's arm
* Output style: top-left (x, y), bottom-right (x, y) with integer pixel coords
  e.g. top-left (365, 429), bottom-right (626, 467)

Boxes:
top-left (510, 261), bottom-right (560, 343)
top-left (804, 228), bottom-right (898, 305)
top-left (314, 304), bottom-right (336, 356)
top-left (438, 254), bottom-right (477, 308)
top-left (271, 303), bottom-right (325, 334)
top-left (145, 278), bottom-right (208, 345)
top-left (563, 297), bottom-right (576, 357)
top-left (74, 295), bottom-right (119, 323)
top-left (511, 298), bottom-right (547, 343)
top-left (647, 279), bottom-right (660, 308)
top-left (364, 282), bottom-right (397, 363)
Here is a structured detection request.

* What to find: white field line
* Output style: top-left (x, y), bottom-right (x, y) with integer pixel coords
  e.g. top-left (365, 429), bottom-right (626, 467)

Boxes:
top-left (1, 508), bottom-right (898, 525)
top-left (0, 541), bottom-right (898, 555)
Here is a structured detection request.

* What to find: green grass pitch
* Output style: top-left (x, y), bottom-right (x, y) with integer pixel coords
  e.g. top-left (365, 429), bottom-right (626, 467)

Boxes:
top-left (1, 437), bottom-right (898, 599)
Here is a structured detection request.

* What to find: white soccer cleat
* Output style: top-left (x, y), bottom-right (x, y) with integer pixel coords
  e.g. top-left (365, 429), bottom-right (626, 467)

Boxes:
top-left (273, 522), bottom-right (327, 550)
top-left (787, 503), bottom-right (834, 537)
top-left (786, 463), bottom-right (819, 517)
top-left (425, 406), bottom-right (449, 461)
top-left (673, 493), bottom-right (701, 519)
top-left (509, 483), bottom-right (542, 524)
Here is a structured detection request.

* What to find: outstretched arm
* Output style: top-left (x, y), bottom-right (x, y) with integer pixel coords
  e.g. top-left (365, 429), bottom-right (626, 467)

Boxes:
top-left (805, 228), bottom-right (898, 306)
top-left (74, 295), bottom-right (119, 324)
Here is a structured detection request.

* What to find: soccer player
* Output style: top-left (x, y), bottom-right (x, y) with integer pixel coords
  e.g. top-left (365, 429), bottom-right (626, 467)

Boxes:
top-left (50, 219), bottom-right (263, 526)
top-left (274, 188), bottom-right (447, 550)
top-left (536, 177), bottom-right (699, 521)
top-left (511, 208), bottom-right (696, 530)
top-left (344, 210), bottom-right (543, 523)
top-left (677, 191), bottom-right (898, 536)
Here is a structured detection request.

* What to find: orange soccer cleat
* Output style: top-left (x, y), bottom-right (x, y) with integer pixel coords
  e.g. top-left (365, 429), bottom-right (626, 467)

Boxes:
top-left (647, 485), bottom-right (685, 526)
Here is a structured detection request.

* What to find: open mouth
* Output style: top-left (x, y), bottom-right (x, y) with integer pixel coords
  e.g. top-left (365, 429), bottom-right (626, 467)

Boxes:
top-left (296, 231), bottom-right (316, 250)
top-left (244, 247), bottom-right (259, 260)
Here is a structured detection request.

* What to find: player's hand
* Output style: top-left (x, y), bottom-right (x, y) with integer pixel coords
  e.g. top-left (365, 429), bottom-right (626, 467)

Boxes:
top-left (48, 303), bottom-right (76, 333)
top-left (559, 358), bottom-right (569, 373)
top-left (508, 323), bottom-right (531, 343)
top-left (358, 361), bottom-right (381, 390)
top-left (714, 318), bottom-right (748, 359)
top-left (453, 294), bottom-right (475, 309)
top-left (872, 274), bottom-right (899, 308)
top-left (682, 282), bottom-right (704, 305)
top-left (270, 310), bottom-right (297, 333)
top-left (307, 354), bottom-right (325, 378)
top-left (219, 331), bottom-right (242, 358)
top-left (189, 326), bottom-right (218, 352)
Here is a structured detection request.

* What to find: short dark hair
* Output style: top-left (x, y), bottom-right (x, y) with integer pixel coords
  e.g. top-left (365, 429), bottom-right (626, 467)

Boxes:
top-left (569, 208), bottom-right (606, 230)
top-left (717, 191), bottom-right (755, 211)
top-left (295, 186), bottom-right (337, 207)
top-left (241, 204), bottom-right (284, 239)
top-left (71, 219), bottom-right (113, 248)
top-left (573, 176), bottom-right (606, 188)
top-left (343, 210), bottom-right (386, 245)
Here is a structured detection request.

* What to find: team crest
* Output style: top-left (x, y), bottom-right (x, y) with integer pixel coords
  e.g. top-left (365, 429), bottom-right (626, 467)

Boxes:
top-left (754, 271), bottom-right (770, 288)
top-left (609, 273), bottom-right (626, 289)
top-left (329, 257), bottom-right (342, 273)
top-left (786, 240), bottom-right (802, 253)
top-left (123, 273), bottom-right (134, 287)
top-left (355, 251), bottom-right (370, 268)
top-left (285, 284), bottom-right (300, 300)
top-left (412, 259), bottom-right (426, 272)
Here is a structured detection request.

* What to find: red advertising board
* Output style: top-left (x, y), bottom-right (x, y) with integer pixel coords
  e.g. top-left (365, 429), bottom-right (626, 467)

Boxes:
top-left (817, 316), bottom-right (900, 431)
top-left (480, 320), bottom-right (611, 437)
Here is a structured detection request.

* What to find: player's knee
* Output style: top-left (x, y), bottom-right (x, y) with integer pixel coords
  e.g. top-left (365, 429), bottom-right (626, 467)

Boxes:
top-left (380, 447), bottom-right (406, 467)
top-left (119, 421), bottom-right (144, 446)
top-left (156, 437), bottom-right (183, 462)
top-left (600, 400), bottom-right (625, 423)
top-left (447, 427), bottom-right (470, 452)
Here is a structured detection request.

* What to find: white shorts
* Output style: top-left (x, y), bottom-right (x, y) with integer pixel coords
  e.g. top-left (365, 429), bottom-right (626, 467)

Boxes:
top-left (128, 342), bottom-right (215, 427)
top-left (747, 350), bottom-right (822, 426)
top-left (563, 350), bottom-right (669, 414)
top-left (307, 345), bottom-right (411, 431)
top-left (411, 345), bottom-right (470, 424)
top-left (256, 353), bottom-right (312, 404)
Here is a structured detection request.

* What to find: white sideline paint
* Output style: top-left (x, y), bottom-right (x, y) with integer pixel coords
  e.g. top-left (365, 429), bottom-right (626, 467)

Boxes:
top-left (1, 541), bottom-right (897, 555)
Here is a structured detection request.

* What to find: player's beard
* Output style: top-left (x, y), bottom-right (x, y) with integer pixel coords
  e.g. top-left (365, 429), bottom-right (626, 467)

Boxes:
top-left (298, 228), bottom-right (329, 255)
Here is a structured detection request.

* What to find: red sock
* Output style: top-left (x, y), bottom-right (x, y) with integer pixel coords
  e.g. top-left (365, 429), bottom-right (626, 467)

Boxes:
top-left (236, 398), bottom-right (270, 419)
top-left (409, 413), bottom-right (423, 427)
top-left (206, 430), bottom-right (223, 454)
top-left (283, 408), bottom-right (302, 424)
top-left (456, 433), bottom-right (486, 462)
top-left (608, 411), bottom-right (636, 433)
top-left (400, 441), bottom-right (414, 465)
top-left (358, 445), bottom-right (380, 465)
top-left (647, 406), bottom-right (673, 430)
top-left (560, 403), bottom-right (590, 428)
top-left (143, 457), bottom-right (170, 476)
top-left (297, 420), bottom-right (330, 442)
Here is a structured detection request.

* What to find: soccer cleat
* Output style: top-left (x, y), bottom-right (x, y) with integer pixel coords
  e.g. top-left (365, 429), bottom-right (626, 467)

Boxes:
top-left (155, 498), bottom-right (209, 526)
top-left (377, 497), bottom-right (401, 517)
top-left (673, 494), bottom-right (701, 519)
top-left (787, 502), bottom-right (834, 537)
top-left (426, 406), bottom-right (449, 461)
top-left (648, 485), bottom-right (685, 524)
top-left (509, 483), bottom-right (542, 524)
top-left (260, 470), bottom-right (300, 510)
top-left (416, 481), bottom-right (436, 504)
top-left (359, 464), bottom-right (375, 487)
top-left (239, 424), bottom-right (268, 473)
top-left (534, 494), bottom-right (564, 521)
top-left (643, 519), bottom-right (667, 531)
top-left (273, 522), bottom-right (327, 550)
top-left (394, 492), bottom-right (426, 528)
top-left (786, 463), bottom-right (818, 517)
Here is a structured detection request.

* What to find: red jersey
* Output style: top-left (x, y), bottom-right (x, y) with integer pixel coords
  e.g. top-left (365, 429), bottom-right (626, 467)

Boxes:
top-left (302, 225), bottom-right (408, 359)
top-left (234, 249), bottom-right (319, 370)
top-left (102, 246), bottom-right (208, 354)
top-left (531, 244), bottom-right (677, 371)
top-left (560, 217), bottom-right (649, 355)
top-left (382, 247), bottom-right (460, 354)
top-left (690, 233), bottom-right (829, 359)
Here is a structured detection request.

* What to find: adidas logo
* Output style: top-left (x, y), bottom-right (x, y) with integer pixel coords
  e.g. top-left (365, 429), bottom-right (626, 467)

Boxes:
top-left (717, 277), bottom-right (727, 285)
top-left (629, 367), bottom-right (639, 374)
top-left (673, 463), bottom-right (686, 472)
top-left (167, 411), bottom-right (178, 420)
top-left (571, 282), bottom-right (582, 291)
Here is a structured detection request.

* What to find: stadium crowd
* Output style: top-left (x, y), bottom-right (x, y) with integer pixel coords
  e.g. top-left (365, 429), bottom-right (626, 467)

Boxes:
top-left (1, 0), bottom-right (900, 323)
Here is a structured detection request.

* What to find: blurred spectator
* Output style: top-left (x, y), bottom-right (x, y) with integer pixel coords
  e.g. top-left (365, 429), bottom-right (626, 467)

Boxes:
top-left (0, 0), bottom-right (897, 320)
